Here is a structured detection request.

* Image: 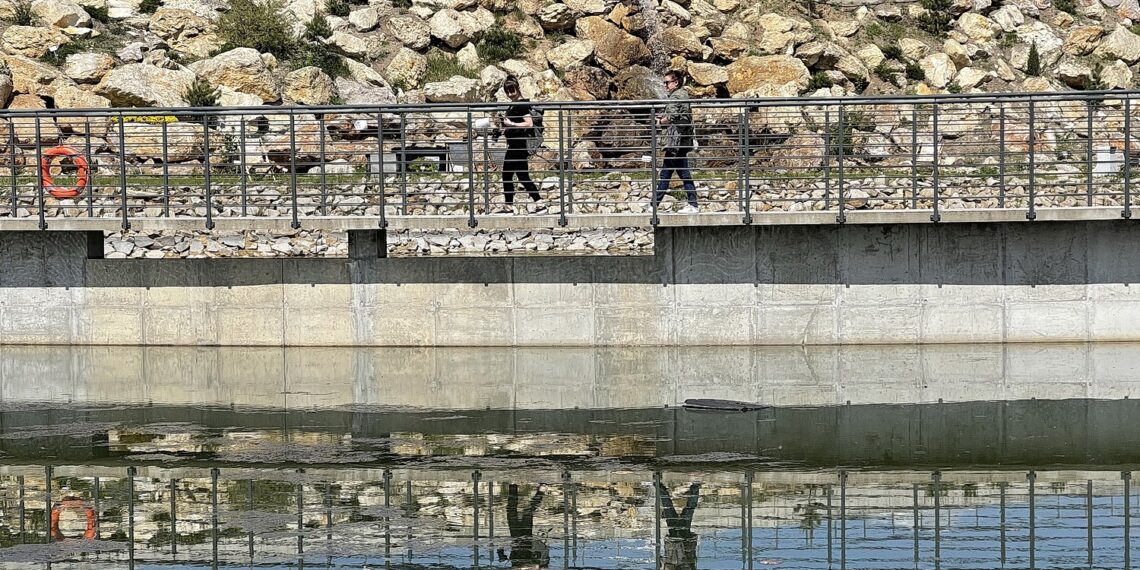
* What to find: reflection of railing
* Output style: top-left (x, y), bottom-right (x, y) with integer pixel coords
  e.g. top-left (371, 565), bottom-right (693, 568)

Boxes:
top-left (0, 466), bottom-right (1136, 568)
top-left (2, 91), bottom-right (1139, 230)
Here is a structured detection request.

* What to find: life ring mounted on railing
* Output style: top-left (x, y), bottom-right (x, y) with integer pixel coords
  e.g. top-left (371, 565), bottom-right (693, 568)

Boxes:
top-left (50, 497), bottom-right (97, 540)
top-left (40, 145), bottom-right (91, 199)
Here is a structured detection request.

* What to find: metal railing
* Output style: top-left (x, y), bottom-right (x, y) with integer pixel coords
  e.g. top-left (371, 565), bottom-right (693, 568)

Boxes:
top-left (3, 89), bottom-right (1139, 230)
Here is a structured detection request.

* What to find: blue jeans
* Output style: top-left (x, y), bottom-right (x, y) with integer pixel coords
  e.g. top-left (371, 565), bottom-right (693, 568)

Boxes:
top-left (654, 148), bottom-right (697, 207)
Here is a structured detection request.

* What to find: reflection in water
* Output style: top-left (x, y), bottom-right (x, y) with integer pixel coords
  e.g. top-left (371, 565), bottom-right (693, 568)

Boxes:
top-left (0, 466), bottom-right (1136, 569)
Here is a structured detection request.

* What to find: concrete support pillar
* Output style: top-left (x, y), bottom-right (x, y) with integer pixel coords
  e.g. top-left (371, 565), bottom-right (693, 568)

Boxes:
top-left (348, 230), bottom-right (388, 259)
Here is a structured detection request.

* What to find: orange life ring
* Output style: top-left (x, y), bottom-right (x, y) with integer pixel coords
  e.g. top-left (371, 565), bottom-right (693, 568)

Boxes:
top-left (40, 146), bottom-right (90, 199)
top-left (50, 498), bottom-right (97, 540)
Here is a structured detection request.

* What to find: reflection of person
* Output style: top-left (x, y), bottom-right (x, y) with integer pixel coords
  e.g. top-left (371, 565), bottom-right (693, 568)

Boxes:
top-left (498, 75), bottom-right (545, 215)
top-left (497, 483), bottom-right (549, 568)
top-left (653, 70), bottom-right (698, 214)
top-left (657, 482), bottom-right (700, 570)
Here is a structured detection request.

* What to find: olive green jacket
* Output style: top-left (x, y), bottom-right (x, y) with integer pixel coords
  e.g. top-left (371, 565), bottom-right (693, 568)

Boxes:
top-left (663, 89), bottom-right (694, 150)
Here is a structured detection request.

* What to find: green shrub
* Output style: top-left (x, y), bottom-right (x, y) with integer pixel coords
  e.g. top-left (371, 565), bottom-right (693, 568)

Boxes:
top-left (39, 40), bottom-right (97, 66)
top-left (880, 44), bottom-right (904, 61)
top-left (86, 4), bottom-right (110, 22)
top-left (139, 0), bottom-right (163, 14)
top-left (905, 61), bottom-right (925, 81)
top-left (807, 71), bottom-right (834, 90)
top-left (326, 0), bottom-right (349, 17)
top-left (12, 1), bottom-right (33, 25)
top-left (183, 77), bottom-right (220, 107)
top-left (946, 82), bottom-right (962, 93)
top-left (1054, 0), bottom-right (1076, 14)
top-left (916, 0), bottom-right (954, 36)
top-left (873, 61), bottom-right (894, 81)
top-left (392, 0), bottom-right (411, 7)
top-left (424, 50), bottom-right (477, 82)
top-left (215, 0), bottom-right (296, 58)
top-left (296, 42), bottom-right (348, 78)
top-left (1026, 41), bottom-right (1041, 76)
top-left (475, 28), bottom-right (523, 64)
top-left (305, 12), bottom-right (332, 40)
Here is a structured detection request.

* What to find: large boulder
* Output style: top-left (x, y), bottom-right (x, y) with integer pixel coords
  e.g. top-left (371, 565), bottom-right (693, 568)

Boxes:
top-left (335, 78), bottom-right (395, 104)
top-left (1016, 21), bottom-right (1063, 54)
top-left (348, 7), bottom-right (379, 32)
top-left (547, 39), bottom-right (595, 71)
top-left (1101, 59), bottom-right (1133, 89)
top-left (1056, 58), bottom-right (1094, 89)
top-left (423, 76), bottom-right (481, 102)
top-left (31, 0), bottom-right (90, 28)
top-left (1093, 26), bottom-right (1140, 64)
top-left (95, 63), bottom-right (196, 107)
top-left (188, 48), bottom-right (280, 103)
top-left (725, 55), bottom-right (809, 96)
top-left (1, 26), bottom-right (68, 59)
top-left (658, 27), bottom-right (704, 58)
top-left (564, 0), bottom-right (605, 13)
top-left (687, 62), bottom-right (727, 85)
top-left (9, 94), bottom-right (58, 144)
top-left (1064, 26), bottom-right (1106, 56)
top-left (3, 54), bottom-right (66, 98)
top-left (387, 14), bottom-right (431, 50)
top-left (284, 67), bottom-right (334, 105)
top-left (576, 16), bottom-right (650, 73)
top-left (613, 65), bottom-right (661, 100)
top-left (330, 31), bottom-right (376, 59)
top-left (64, 53), bottom-right (114, 84)
top-left (990, 5), bottom-right (1024, 32)
top-left (429, 8), bottom-right (495, 48)
top-left (148, 7), bottom-right (221, 59)
top-left (385, 48), bottom-right (427, 88)
top-left (536, 3), bottom-right (577, 30)
top-left (563, 66), bottom-right (611, 100)
top-left (957, 13), bottom-right (999, 41)
top-left (52, 83), bottom-right (110, 134)
top-left (919, 52), bottom-right (956, 88)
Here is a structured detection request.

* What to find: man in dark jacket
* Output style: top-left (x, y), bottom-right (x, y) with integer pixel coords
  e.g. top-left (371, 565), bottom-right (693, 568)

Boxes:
top-left (652, 70), bottom-right (698, 214)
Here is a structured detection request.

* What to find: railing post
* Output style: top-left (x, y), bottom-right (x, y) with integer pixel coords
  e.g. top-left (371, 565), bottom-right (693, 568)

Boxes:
top-left (288, 112), bottom-right (300, 229)
top-left (932, 104), bottom-right (941, 222)
top-left (44, 465), bottom-right (52, 543)
top-left (932, 471), bottom-right (942, 564)
top-left (1125, 97), bottom-right (1133, 219)
top-left (118, 114), bottom-right (130, 230)
top-left (1125, 471), bottom-right (1132, 570)
top-left (127, 465), bottom-right (136, 562)
top-left (911, 107), bottom-right (918, 208)
top-left (161, 120), bottom-right (170, 217)
top-left (377, 112), bottom-right (387, 228)
top-left (85, 122), bottom-right (93, 217)
top-left (836, 105), bottom-right (846, 224)
top-left (399, 114), bottom-right (408, 215)
top-left (239, 117), bottom-right (248, 217)
top-left (466, 111), bottom-right (476, 228)
top-left (8, 121), bottom-right (17, 219)
top-left (1028, 101), bottom-right (1037, 220)
top-left (472, 470), bottom-right (480, 540)
top-left (33, 116), bottom-right (46, 230)
top-left (481, 112), bottom-right (489, 212)
top-left (999, 106), bottom-right (1006, 208)
top-left (839, 470), bottom-right (847, 570)
top-left (741, 106), bottom-right (753, 225)
top-left (318, 113), bottom-right (328, 216)
top-left (653, 471), bottom-right (662, 568)
top-left (202, 113), bottom-right (214, 230)
top-left (557, 108), bottom-right (568, 227)
top-left (650, 106), bottom-right (659, 226)
top-left (170, 477), bottom-right (178, 554)
top-left (1087, 100), bottom-right (1094, 207)
top-left (1087, 480), bottom-right (1094, 569)
top-left (210, 468), bottom-right (219, 564)
top-left (824, 109), bottom-right (831, 209)
top-left (1028, 470), bottom-right (1036, 570)
top-left (566, 110), bottom-right (575, 214)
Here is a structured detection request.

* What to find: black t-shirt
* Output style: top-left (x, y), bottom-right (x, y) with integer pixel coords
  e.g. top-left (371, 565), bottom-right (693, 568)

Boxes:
top-left (504, 101), bottom-right (532, 148)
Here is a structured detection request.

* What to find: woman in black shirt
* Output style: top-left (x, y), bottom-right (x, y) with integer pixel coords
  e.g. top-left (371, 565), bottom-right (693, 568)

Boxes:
top-left (498, 75), bottom-right (545, 214)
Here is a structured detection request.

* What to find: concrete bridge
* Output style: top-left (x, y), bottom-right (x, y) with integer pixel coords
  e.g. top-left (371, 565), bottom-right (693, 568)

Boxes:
top-left (0, 91), bottom-right (1139, 346)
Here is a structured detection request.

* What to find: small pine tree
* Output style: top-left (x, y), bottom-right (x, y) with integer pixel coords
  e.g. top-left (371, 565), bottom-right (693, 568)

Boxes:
top-left (326, 0), bottom-right (349, 17)
top-left (1026, 42), bottom-right (1041, 77)
top-left (184, 77), bottom-right (219, 107)
top-left (306, 12), bottom-right (333, 40)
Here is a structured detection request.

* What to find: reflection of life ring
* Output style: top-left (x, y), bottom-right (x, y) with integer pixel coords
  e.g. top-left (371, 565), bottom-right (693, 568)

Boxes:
top-left (50, 498), bottom-right (96, 540)
top-left (40, 146), bottom-right (90, 199)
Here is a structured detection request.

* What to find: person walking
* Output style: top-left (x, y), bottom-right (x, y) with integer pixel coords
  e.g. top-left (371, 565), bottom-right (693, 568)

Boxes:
top-left (498, 75), bottom-right (545, 215)
top-left (498, 483), bottom-right (550, 568)
top-left (656, 481), bottom-right (701, 570)
top-left (653, 70), bottom-right (698, 214)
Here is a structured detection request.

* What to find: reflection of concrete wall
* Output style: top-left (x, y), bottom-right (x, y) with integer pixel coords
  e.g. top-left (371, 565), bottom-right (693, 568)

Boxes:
top-left (3, 344), bottom-right (1140, 409)
top-left (6, 222), bottom-right (1140, 345)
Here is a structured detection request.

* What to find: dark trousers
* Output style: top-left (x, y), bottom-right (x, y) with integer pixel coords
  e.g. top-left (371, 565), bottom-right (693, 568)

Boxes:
top-left (502, 148), bottom-right (542, 204)
top-left (654, 147), bottom-right (697, 207)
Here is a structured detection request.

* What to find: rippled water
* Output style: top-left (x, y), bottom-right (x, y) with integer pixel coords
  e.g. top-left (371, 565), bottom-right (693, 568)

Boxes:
top-left (0, 345), bottom-right (1138, 568)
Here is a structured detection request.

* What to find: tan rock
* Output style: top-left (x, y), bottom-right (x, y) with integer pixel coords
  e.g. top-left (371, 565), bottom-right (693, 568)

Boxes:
top-left (9, 94), bottom-right (58, 144)
top-left (658, 27), bottom-right (704, 58)
top-left (564, 0), bottom-right (605, 14)
top-left (457, 43), bottom-right (480, 70)
top-left (613, 65), bottom-right (660, 100)
top-left (503, 12), bottom-right (544, 38)
top-left (1100, 59), bottom-right (1133, 89)
top-left (428, 7), bottom-right (494, 48)
top-left (3, 54), bottom-right (66, 98)
top-left (547, 39), bottom-right (595, 71)
top-left (770, 134), bottom-right (823, 169)
top-left (607, 2), bottom-right (629, 24)
top-left (31, 0), bottom-right (90, 28)
top-left (387, 15), bottom-right (431, 50)
top-left (63, 52), bottom-right (114, 84)
top-left (148, 7), bottom-right (220, 59)
top-left (423, 75), bottom-right (482, 102)
top-left (348, 7), bottom-right (379, 32)
top-left (563, 66), bottom-right (610, 100)
top-left (330, 31), bottom-right (375, 58)
top-left (899, 38), bottom-right (929, 61)
top-left (1020, 76), bottom-right (1057, 91)
top-left (661, 0), bottom-right (692, 23)
top-left (919, 52), bottom-right (956, 89)
top-left (2, 26), bottom-right (68, 59)
top-left (52, 83), bottom-right (109, 134)
top-left (957, 13), bottom-right (999, 41)
top-left (709, 36), bottom-right (747, 59)
top-left (344, 57), bottom-right (388, 87)
top-left (95, 63), bottom-right (195, 107)
top-left (1093, 25), bottom-right (1140, 64)
top-left (989, 5), bottom-right (1024, 32)
top-left (944, 39), bottom-right (971, 68)
top-left (857, 45), bottom-right (885, 69)
top-left (188, 48), bottom-right (280, 103)
top-left (955, 67), bottom-right (990, 88)
top-left (1057, 57), bottom-right (1094, 88)
top-left (725, 55), bottom-right (809, 96)
top-left (576, 16), bottom-right (649, 73)
top-left (284, 67), bottom-right (334, 105)
top-left (687, 62), bottom-right (727, 85)
top-left (994, 58), bottom-right (1018, 82)
top-left (1064, 26), bottom-right (1106, 56)
top-left (712, 0), bottom-right (739, 10)
top-left (537, 3), bottom-right (576, 30)
top-left (827, 19), bottom-right (860, 37)
top-left (1016, 21), bottom-right (1063, 53)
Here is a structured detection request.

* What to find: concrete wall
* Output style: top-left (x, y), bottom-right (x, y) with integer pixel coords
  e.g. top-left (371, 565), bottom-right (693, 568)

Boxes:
top-left (4, 220), bottom-right (1140, 345)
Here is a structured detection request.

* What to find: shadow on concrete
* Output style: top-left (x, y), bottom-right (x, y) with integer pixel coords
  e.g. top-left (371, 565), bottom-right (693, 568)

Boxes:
top-left (1, 221), bottom-right (1139, 286)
